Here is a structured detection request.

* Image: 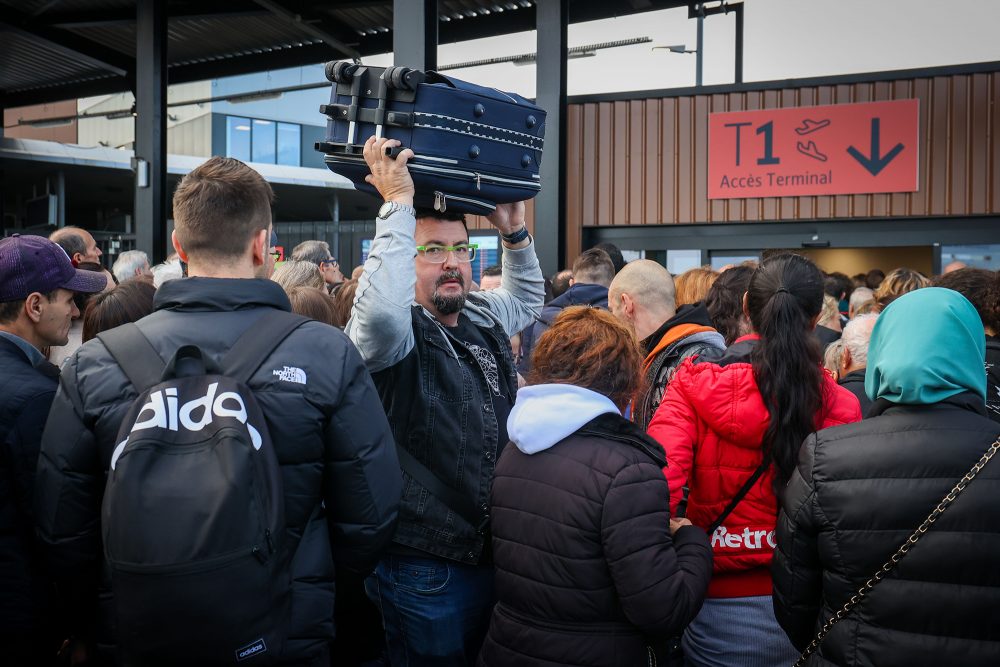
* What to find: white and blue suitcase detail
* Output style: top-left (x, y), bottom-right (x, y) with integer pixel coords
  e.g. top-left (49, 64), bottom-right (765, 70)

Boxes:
top-left (316, 61), bottom-right (545, 215)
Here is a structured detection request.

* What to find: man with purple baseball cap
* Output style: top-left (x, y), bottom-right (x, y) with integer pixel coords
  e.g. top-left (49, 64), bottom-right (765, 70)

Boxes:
top-left (0, 233), bottom-right (106, 664)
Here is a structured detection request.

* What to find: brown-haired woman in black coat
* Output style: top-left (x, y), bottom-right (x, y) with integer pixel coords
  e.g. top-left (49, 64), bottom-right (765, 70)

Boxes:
top-left (478, 306), bottom-right (713, 667)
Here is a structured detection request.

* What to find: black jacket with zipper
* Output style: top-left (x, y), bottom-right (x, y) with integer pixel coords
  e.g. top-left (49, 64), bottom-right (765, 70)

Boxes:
top-left (773, 393), bottom-right (1000, 666)
top-left (478, 413), bottom-right (712, 667)
top-left (34, 278), bottom-right (401, 665)
top-left (0, 336), bottom-right (59, 644)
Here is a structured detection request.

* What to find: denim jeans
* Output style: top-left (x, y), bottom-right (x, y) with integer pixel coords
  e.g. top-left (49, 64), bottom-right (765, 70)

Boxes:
top-left (365, 554), bottom-right (495, 666)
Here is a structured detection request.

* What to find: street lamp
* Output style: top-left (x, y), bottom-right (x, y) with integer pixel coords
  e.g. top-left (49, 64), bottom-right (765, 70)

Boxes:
top-left (652, 44), bottom-right (696, 55)
top-left (652, 43), bottom-right (701, 86)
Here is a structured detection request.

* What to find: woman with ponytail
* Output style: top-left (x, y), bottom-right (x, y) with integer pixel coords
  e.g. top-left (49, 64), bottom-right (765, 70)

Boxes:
top-left (648, 253), bottom-right (861, 667)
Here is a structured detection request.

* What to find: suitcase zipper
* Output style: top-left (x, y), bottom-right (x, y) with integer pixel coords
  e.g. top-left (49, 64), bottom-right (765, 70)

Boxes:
top-left (323, 153), bottom-right (539, 191)
top-left (409, 162), bottom-right (541, 191)
top-left (433, 191), bottom-right (496, 214)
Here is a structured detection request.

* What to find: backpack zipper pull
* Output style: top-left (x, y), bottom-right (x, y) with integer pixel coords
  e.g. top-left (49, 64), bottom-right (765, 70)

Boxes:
top-left (474, 172), bottom-right (481, 190)
top-left (265, 529), bottom-right (275, 554)
top-left (434, 191), bottom-right (446, 212)
top-left (252, 545), bottom-right (267, 564)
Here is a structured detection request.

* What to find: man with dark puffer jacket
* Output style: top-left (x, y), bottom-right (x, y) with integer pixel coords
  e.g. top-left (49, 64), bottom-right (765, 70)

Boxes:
top-left (774, 288), bottom-right (1000, 666)
top-left (35, 157), bottom-right (401, 665)
top-left (608, 260), bottom-right (725, 429)
top-left (0, 235), bottom-right (106, 665)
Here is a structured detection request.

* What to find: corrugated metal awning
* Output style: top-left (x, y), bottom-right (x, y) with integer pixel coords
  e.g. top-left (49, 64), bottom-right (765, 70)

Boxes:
top-left (0, 0), bottom-right (688, 107)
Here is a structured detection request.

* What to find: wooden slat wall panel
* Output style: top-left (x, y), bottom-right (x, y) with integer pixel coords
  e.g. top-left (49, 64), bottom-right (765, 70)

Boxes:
top-left (970, 74), bottom-right (990, 214)
top-left (561, 69), bottom-right (1000, 229)
top-left (992, 73), bottom-right (1000, 212)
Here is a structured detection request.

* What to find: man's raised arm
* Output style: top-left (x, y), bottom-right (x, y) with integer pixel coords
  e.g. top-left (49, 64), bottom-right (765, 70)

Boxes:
top-left (469, 201), bottom-right (545, 336)
top-left (345, 137), bottom-right (419, 373)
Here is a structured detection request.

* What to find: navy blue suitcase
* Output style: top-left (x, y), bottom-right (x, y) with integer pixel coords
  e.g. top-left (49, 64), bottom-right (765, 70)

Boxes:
top-left (315, 61), bottom-right (545, 215)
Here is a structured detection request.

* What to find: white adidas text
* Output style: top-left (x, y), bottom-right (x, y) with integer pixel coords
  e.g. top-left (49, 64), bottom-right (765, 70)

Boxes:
top-left (111, 382), bottom-right (263, 469)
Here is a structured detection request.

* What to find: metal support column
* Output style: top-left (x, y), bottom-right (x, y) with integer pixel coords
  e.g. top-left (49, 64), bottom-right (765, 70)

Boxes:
top-left (327, 193), bottom-right (341, 262)
top-left (734, 2), bottom-right (744, 84)
top-left (134, 0), bottom-right (168, 262)
top-left (695, 3), bottom-right (704, 87)
top-left (55, 171), bottom-right (66, 228)
top-left (393, 0), bottom-right (437, 70)
top-left (0, 94), bottom-right (5, 234)
top-left (534, 0), bottom-right (568, 275)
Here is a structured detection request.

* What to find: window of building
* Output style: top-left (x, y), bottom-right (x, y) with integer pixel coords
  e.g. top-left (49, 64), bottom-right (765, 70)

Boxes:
top-left (277, 122), bottom-right (301, 166)
top-left (252, 119), bottom-right (276, 164)
top-left (666, 249), bottom-right (702, 274)
top-left (226, 115), bottom-right (303, 166)
top-left (226, 116), bottom-right (251, 162)
top-left (711, 252), bottom-right (760, 271)
top-left (941, 244), bottom-right (1000, 270)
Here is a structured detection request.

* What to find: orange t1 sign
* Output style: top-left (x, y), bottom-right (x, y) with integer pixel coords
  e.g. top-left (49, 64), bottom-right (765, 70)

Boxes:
top-left (708, 99), bottom-right (919, 199)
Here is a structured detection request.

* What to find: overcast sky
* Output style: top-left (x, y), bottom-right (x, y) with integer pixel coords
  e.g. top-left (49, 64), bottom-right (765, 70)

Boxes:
top-left (363, 0), bottom-right (1000, 97)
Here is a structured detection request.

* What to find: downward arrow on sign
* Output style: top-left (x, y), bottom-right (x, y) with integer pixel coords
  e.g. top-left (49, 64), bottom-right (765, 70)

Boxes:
top-left (847, 118), bottom-right (905, 176)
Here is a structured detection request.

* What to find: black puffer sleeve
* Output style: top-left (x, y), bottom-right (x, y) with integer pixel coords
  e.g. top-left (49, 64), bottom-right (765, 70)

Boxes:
top-left (322, 336), bottom-right (401, 574)
top-left (773, 432), bottom-right (825, 650)
top-left (601, 459), bottom-right (712, 636)
top-left (34, 355), bottom-right (103, 637)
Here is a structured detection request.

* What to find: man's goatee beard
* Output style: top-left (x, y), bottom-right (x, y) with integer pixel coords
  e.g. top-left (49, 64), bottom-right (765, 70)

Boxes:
top-left (432, 292), bottom-right (466, 315)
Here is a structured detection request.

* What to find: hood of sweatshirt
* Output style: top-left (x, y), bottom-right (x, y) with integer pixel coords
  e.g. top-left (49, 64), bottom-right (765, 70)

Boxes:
top-left (507, 383), bottom-right (620, 454)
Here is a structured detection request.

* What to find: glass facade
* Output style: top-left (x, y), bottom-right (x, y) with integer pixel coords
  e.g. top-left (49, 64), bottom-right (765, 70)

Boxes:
top-left (941, 244), bottom-right (1000, 270)
top-left (277, 122), bottom-right (301, 166)
top-left (226, 116), bottom-right (252, 162)
top-left (251, 119), bottom-right (276, 163)
top-left (225, 115), bottom-right (302, 166)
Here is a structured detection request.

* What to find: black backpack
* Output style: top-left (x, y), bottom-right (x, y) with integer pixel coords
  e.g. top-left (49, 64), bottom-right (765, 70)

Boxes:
top-left (97, 311), bottom-right (308, 666)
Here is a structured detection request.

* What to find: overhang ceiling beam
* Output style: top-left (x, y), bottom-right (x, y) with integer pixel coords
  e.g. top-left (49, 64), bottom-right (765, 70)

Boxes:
top-left (0, 9), bottom-right (132, 77)
top-left (46, 3), bottom-right (269, 28)
top-left (251, 0), bottom-right (362, 61)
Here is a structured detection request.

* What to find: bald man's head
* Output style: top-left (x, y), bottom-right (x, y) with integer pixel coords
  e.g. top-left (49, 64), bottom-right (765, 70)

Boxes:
top-left (50, 226), bottom-right (102, 265)
top-left (608, 260), bottom-right (677, 340)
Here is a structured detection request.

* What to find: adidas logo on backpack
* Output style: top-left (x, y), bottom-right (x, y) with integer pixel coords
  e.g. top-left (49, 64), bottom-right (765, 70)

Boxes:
top-left (110, 382), bottom-right (264, 470)
top-left (97, 313), bottom-right (308, 665)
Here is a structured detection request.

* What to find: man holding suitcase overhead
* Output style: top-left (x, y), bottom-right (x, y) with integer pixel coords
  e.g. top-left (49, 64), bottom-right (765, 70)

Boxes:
top-left (348, 135), bottom-right (544, 665)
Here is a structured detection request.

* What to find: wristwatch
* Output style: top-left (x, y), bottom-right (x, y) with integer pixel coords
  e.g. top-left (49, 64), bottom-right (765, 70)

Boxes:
top-left (501, 225), bottom-right (530, 245)
top-left (378, 200), bottom-right (416, 220)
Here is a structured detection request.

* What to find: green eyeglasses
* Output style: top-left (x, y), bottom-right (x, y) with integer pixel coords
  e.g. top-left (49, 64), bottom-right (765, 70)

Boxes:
top-left (416, 243), bottom-right (478, 263)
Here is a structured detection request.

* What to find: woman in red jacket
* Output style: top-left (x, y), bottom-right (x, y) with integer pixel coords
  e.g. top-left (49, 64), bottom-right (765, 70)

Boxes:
top-left (648, 253), bottom-right (861, 667)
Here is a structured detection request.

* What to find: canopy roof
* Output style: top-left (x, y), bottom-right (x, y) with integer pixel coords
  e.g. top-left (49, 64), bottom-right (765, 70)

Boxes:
top-left (1, 0), bottom-right (688, 107)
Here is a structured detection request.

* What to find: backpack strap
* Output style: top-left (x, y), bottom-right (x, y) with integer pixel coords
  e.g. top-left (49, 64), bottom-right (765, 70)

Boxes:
top-left (395, 445), bottom-right (486, 531)
top-left (97, 324), bottom-right (166, 393)
top-left (222, 311), bottom-right (311, 385)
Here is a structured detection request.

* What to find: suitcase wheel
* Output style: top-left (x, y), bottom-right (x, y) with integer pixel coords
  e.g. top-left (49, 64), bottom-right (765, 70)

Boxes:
top-left (326, 61), bottom-right (358, 83)
top-left (385, 66), bottom-right (416, 91)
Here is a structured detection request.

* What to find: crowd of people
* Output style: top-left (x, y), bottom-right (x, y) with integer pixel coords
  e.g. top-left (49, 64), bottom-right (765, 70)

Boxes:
top-left (1, 141), bottom-right (999, 666)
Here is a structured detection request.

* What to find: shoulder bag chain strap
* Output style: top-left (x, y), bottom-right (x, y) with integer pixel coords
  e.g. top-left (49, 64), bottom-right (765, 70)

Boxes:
top-left (794, 435), bottom-right (1000, 667)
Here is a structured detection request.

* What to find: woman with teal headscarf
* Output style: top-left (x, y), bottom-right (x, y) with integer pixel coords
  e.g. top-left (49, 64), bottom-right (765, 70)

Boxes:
top-left (772, 287), bottom-right (1000, 667)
